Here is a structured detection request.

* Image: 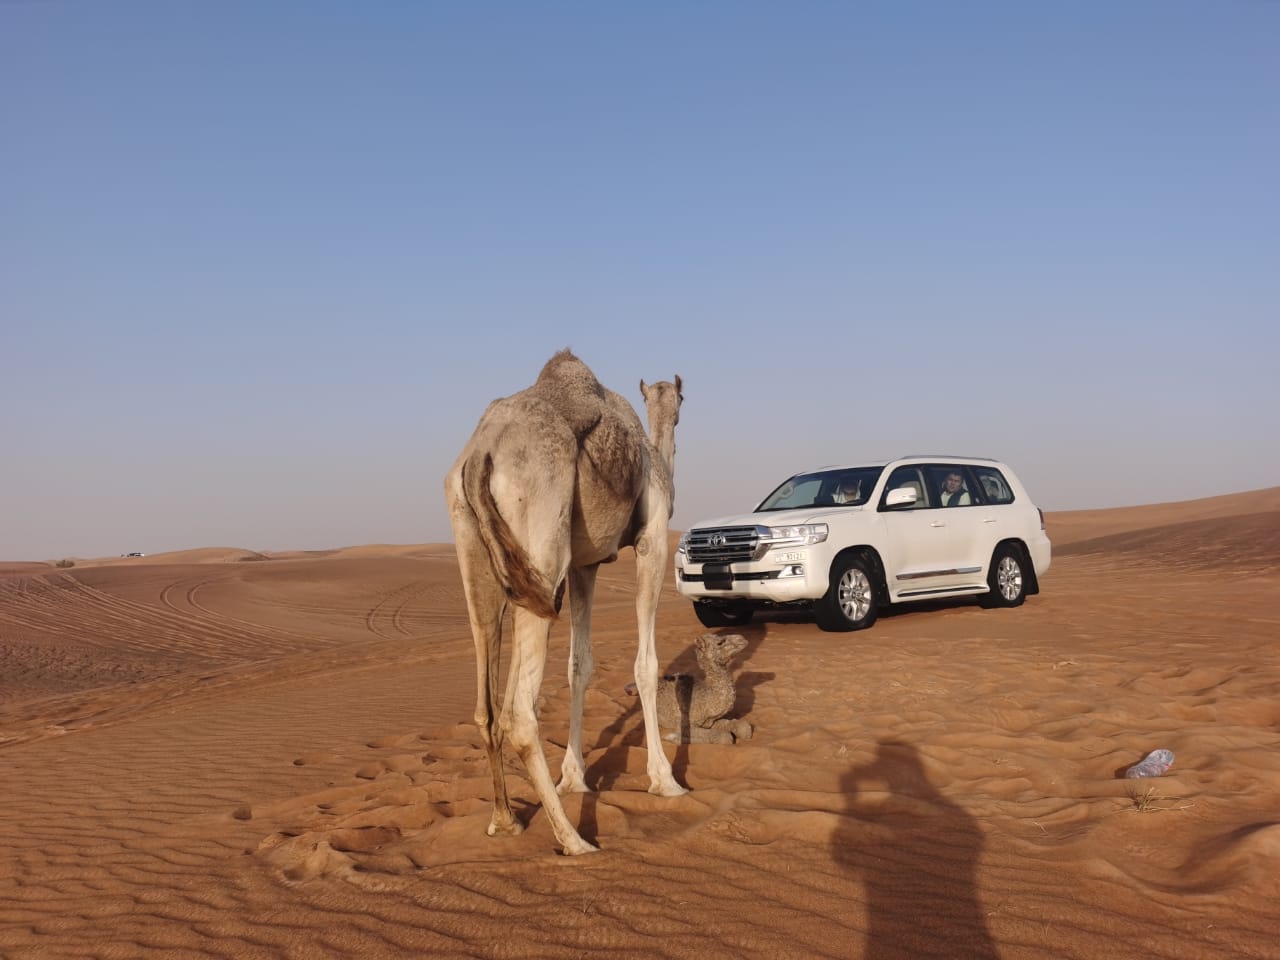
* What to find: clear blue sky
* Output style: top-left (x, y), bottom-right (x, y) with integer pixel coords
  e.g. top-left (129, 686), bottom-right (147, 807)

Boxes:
top-left (4, 2), bottom-right (1277, 560)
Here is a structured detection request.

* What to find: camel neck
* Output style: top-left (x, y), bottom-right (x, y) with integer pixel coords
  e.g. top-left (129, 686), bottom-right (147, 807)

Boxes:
top-left (650, 430), bottom-right (676, 480)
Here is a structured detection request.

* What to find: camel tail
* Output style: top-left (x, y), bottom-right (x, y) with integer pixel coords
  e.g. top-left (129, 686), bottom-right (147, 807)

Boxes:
top-left (462, 452), bottom-right (561, 619)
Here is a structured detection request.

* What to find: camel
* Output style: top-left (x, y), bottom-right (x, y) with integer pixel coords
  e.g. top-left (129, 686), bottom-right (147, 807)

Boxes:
top-left (628, 633), bottom-right (754, 744)
top-left (444, 349), bottom-right (685, 855)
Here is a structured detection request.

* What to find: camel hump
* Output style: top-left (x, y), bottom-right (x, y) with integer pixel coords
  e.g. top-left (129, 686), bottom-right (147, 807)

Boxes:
top-left (582, 391), bottom-right (648, 499)
top-left (532, 349), bottom-right (607, 439)
top-left (533, 350), bottom-right (647, 499)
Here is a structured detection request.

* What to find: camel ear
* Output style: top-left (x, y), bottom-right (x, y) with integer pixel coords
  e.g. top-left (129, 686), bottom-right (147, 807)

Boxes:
top-left (640, 379), bottom-right (649, 398)
top-left (674, 374), bottom-right (683, 398)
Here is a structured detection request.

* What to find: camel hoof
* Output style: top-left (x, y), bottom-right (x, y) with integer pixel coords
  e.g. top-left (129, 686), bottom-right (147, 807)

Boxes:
top-left (556, 779), bottom-right (590, 796)
top-left (648, 781), bottom-right (689, 798)
top-left (486, 818), bottom-right (524, 838)
top-left (562, 838), bottom-right (600, 856)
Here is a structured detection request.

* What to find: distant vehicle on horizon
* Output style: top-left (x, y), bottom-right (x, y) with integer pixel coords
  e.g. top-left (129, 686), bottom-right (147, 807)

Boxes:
top-left (121, 552), bottom-right (145, 558)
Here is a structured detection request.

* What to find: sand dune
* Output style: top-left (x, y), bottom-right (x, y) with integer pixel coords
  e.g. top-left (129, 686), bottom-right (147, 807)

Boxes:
top-left (2, 489), bottom-right (1278, 958)
top-left (1048, 485), bottom-right (1280, 546)
top-left (0, 561), bottom-right (52, 579)
top-left (62, 546), bottom-right (274, 567)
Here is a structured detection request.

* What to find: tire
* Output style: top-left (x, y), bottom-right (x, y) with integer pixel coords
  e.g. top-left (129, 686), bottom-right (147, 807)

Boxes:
top-left (814, 553), bottom-right (879, 632)
top-left (982, 543), bottom-right (1028, 608)
top-left (693, 601), bottom-right (755, 628)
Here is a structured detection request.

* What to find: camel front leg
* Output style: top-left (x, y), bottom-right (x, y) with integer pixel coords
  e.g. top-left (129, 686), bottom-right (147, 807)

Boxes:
top-left (506, 607), bottom-right (598, 855)
top-left (633, 528), bottom-right (687, 797)
top-left (557, 564), bottom-right (597, 795)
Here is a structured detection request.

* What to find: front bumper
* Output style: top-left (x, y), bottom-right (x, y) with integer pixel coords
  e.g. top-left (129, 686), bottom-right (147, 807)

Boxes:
top-left (674, 557), bottom-right (824, 604)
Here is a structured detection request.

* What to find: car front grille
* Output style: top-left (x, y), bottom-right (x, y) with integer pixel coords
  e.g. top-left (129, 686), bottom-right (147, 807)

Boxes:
top-left (685, 526), bottom-right (761, 563)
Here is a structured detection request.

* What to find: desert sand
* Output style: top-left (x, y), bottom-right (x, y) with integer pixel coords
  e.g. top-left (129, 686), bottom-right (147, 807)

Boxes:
top-left (3, 489), bottom-right (1279, 959)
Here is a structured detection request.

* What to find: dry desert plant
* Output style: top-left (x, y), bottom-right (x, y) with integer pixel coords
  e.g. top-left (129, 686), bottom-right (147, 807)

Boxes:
top-left (1129, 785), bottom-right (1195, 814)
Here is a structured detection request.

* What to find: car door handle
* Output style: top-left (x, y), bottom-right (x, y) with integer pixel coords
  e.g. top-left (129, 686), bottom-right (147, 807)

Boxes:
top-left (983, 518), bottom-right (997, 523)
top-left (930, 521), bottom-right (946, 528)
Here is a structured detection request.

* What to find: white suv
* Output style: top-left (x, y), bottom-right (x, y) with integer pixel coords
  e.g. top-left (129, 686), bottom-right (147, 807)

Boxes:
top-left (675, 456), bottom-right (1051, 632)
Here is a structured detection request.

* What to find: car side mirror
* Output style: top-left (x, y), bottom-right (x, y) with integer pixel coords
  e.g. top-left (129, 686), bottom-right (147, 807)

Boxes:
top-left (885, 487), bottom-right (918, 508)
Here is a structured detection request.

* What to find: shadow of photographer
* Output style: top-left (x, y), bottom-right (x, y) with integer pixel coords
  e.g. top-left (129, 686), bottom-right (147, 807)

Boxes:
top-left (834, 739), bottom-right (1000, 958)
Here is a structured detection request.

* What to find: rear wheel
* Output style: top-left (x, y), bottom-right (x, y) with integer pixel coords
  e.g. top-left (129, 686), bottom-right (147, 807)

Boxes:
top-left (981, 543), bottom-right (1028, 608)
top-left (692, 601), bottom-right (755, 628)
top-left (814, 553), bottom-right (879, 632)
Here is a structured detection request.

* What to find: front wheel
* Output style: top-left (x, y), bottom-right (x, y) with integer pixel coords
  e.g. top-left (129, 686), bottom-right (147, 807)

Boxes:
top-left (693, 601), bottom-right (755, 628)
top-left (814, 553), bottom-right (879, 632)
top-left (981, 543), bottom-right (1028, 608)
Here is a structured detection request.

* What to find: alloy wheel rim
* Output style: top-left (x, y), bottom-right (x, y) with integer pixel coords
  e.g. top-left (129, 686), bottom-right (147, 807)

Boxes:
top-left (998, 557), bottom-right (1022, 600)
top-left (840, 568), bottom-right (871, 621)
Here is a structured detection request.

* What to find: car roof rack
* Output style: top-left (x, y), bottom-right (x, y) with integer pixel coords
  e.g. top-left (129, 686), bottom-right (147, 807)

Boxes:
top-left (899, 454), bottom-right (999, 462)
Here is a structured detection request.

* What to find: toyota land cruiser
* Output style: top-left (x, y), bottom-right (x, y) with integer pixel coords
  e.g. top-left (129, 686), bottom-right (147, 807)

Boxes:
top-left (674, 456), bottom-right (1050, 632)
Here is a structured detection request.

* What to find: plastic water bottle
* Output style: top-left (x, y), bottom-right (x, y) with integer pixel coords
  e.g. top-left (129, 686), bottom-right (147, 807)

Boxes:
top-left (1125, 748), bottom-right (1174, 779)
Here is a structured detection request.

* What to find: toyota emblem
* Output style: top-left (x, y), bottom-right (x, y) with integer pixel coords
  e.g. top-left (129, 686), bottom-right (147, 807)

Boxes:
top-left (709, 533), bottom-right (727, 547)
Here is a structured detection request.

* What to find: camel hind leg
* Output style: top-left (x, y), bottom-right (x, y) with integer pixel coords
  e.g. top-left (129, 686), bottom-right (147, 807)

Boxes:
top-left (556, 563), bottom-right (597, 795)
top-left (467, 450), bottom-right (595, 854)
top-left (505, 605), bottom-right (597, 855)
top-left (473, 596), bottom-right (520, 837)
top-left (447, 477), bottom-right (521, 837)
top-left (493, 481), bottom-right (596, 853)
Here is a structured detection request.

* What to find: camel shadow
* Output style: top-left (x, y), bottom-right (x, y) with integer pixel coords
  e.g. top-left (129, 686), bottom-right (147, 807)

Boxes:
top-left (585, 695), bottom-right (643, 789)
top-left (834, 740), bottom-right (1000, 959)
top-left (750, 596), bottom-right (985, 629)
top-left (725, 624), bottom-right (775, 722)
top-left (733, 669), bottom-right (775, 717)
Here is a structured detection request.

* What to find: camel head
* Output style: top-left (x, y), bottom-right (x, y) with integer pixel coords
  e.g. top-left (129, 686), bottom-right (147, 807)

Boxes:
top-left (640, 375), bottom-right (682, 426)
top-left (694, 632), bottom-right (748, 666)
top-left (639, 374), bottom-right (682, 465)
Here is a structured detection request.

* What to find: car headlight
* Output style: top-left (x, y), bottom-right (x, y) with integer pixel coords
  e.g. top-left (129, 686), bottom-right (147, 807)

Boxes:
top-left (765, 523), bottom-right (828, 546)
top-left (676, 533), bottom-right (689, 555)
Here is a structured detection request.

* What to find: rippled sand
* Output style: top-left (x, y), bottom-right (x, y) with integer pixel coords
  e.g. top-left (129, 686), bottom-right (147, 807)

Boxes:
top-left (3, 489), bottom-right (1279, 959)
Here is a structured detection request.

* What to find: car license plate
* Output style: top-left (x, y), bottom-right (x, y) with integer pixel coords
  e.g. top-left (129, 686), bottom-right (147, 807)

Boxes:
top-left (703, 563), bottom-right (733, 591)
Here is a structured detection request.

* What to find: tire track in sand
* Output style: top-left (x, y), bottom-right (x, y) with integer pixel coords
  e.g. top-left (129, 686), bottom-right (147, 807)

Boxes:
top-left (364, 580), bottom-right (432, 640)
top-left (161, 575), bottom-right (316, 651)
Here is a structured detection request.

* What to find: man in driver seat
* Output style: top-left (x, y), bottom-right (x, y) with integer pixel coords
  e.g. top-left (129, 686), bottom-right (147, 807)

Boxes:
top-left (833, 479), bottom-right (861, 504)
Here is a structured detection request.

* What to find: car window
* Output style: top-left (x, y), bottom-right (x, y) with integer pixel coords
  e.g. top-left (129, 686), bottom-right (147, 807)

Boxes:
top-left (928, 465), bottom-right (980, 507)
top-left (759, 476), bottom-right (825, 510)
top-left (881, 466), bottom-right (930, 509)
top-left (971, 465), bottom-right (1014, 504)
top-left (817, 467), bottom-right (882, 506)
top-left (758, 467), bottom-right (884, 511)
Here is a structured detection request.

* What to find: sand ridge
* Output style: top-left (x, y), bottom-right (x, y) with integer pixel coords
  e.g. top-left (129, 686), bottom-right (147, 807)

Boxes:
top-left (2, 489), bottom-right (1279, 958)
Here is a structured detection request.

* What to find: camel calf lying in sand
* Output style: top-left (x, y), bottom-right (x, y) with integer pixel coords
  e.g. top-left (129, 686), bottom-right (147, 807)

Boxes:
top-left (627, 633), bottom-right (753, 744)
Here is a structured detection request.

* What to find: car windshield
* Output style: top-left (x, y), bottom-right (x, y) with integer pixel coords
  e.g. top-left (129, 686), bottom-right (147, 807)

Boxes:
top-left (756, 467), bottom-right (885, 511)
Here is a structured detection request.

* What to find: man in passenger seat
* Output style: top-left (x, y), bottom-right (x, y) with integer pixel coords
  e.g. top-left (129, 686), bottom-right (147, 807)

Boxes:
top-left (941, 472), bottom-right (971, 507)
